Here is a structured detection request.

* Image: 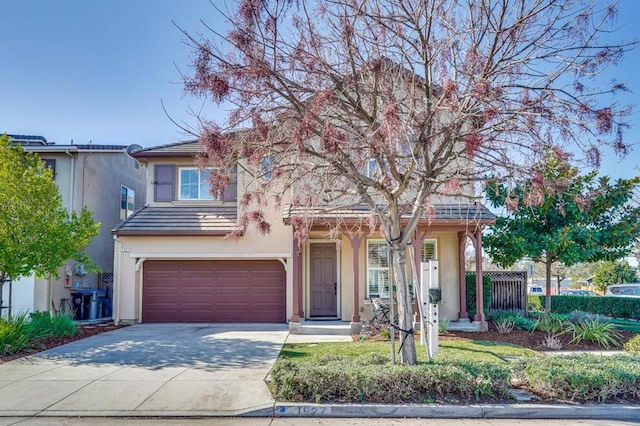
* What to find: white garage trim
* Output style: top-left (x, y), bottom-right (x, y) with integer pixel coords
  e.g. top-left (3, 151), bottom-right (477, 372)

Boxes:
top-left (128, 252), bottom-right (291, 259)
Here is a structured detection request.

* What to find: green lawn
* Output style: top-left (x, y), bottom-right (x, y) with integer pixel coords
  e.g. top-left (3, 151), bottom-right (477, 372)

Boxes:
top-left (273, 338), bottom-right (640, 404)
top-left (280, 339), bottom-right (538, 364)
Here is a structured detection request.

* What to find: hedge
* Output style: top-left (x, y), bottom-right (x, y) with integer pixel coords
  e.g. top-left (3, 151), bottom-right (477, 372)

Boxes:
top-left (466, 273), bottom-right (492, 318)
top-left (532, 295), bottom-right (640, 320)
top-left (271, 353), bottom-right (511, 403)
top-left (514, 354), bottom-right (640, 403)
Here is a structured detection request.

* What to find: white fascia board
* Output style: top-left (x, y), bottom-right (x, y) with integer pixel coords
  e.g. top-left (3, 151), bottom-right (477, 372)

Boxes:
top-left (128, 253), bottom-right (292, 259)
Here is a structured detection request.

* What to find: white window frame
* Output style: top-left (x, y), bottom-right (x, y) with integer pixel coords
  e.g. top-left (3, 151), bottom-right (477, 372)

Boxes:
top-left (120, 186), bottom-right (135, 220)
top-left (261, 154), bottom-right (274, 180)
top-left (178, 167), bottom-right (219, 200)
top-left (421, 239), bottom-right (438, 262)
top-left (367, 239), bottom-right (390, 298)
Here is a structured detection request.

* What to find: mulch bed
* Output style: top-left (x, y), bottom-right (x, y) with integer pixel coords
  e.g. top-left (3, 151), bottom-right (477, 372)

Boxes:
top-left (440, 321), bottom-right (636, 352)
top-left (0, 320), bottom-right (128, 364)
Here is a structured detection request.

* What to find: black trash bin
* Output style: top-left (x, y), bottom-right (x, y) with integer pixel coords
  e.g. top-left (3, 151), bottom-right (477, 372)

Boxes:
top-left (70, 291), bottom-right (89, 320)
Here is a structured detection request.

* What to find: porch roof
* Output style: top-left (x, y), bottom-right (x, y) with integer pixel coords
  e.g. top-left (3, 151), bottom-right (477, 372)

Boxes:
top-left (283, 203), bottom-right (495, 228)
top-left (111, 206), bottom-right (241, 236)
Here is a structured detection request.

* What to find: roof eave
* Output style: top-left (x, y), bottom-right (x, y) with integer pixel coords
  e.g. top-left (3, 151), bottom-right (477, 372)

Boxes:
top-left (112, 229), bottom-right (243, 237)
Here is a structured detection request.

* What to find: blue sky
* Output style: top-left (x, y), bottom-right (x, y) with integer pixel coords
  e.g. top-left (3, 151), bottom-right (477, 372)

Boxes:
top-left (1, 0), bottom-right (639, 179)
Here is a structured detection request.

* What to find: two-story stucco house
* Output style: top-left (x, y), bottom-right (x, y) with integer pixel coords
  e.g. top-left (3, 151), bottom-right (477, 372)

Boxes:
top-left (4, 135), bottom-right (146, 316)
top-left (112, 140), bottom-right (494, 331)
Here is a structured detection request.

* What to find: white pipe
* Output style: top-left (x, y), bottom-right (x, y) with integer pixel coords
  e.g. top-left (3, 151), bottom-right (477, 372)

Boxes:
top-left (113, 235), bottom-right (121, 325)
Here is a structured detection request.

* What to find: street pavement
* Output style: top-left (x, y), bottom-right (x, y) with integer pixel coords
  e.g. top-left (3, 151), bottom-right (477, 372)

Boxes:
top-left (0, 323), bottom-right (638, 421)
top-left (0, 418), bottom-right (638, 425)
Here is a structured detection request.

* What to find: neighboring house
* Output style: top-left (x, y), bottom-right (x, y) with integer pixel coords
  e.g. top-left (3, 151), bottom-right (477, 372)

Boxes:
top-left (3, 134), bottom-right (146, 315)
top-left (112, 140), bottom-right (494, 331)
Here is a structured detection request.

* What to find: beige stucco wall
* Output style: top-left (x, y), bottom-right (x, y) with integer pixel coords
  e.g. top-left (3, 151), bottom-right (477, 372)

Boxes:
top-left (26, 149), bottom-right (146, 315)
top-left (114, 200), bottom-right (293, 323)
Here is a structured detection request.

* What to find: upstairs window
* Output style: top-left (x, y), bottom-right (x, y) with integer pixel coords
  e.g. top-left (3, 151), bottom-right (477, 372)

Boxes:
top-left (179, 168), bottom-right (218, 200)
top-left (42, 159), bottom-right (56, 178)
top-left (365, 158), bottom-right (380, 179)
top-left (261, 155), bottom-right (274, 180)
top-left (120, 186), bottom-right (135, 220)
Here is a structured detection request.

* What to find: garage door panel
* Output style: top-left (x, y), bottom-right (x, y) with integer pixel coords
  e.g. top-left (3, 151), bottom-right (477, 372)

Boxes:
top-left (142, 260), bottom-right (285, 323)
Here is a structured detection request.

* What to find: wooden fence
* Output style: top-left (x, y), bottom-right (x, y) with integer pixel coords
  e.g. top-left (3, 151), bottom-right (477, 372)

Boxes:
top-left (484, 271), bottom-right (527, 314)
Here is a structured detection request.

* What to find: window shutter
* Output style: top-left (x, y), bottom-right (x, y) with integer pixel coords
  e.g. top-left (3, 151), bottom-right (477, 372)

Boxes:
top-left (154, 164), bottom-right (175, 202)
top-left (421, 240), bottom-right (437, 261)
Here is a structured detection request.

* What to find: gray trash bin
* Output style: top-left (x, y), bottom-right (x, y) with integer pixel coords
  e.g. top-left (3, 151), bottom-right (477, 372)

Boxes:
top-left (88, 290), bottom-right (105, 320)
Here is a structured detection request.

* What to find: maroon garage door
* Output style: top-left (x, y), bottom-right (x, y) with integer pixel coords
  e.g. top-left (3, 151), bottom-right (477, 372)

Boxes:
top-left (142, 260), bottom-right (286, 323)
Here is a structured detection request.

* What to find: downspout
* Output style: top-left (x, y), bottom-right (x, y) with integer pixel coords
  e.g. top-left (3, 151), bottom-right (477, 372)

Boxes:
top-left (51, 150), bottom-right (76, 312)
top-left (113, 235), bottom-right (122, 325)
top-left (65, 150), bottom-right (75, 211)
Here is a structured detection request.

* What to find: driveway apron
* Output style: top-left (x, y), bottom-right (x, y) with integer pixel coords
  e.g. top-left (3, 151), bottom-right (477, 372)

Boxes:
top-left (0, 323), bottom-right (289, 417)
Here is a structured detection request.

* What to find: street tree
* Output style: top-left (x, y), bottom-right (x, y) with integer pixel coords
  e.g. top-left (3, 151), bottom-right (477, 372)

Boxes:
top-left (592, 260), bottom-right (637, 292)
top-left (484, 150), bottom-right (640, 311)
top-left (181, 0), bottom-right (635, 364)
top-left (0, 135), bottom-right (100, 316)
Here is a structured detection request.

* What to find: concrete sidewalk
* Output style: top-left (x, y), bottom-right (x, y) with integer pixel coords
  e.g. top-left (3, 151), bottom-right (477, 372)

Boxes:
top-left (0, 323), bottom-right (289, 417)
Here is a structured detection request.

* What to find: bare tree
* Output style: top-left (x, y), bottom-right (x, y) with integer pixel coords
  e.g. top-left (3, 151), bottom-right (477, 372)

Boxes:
top-left (180, 0), bottom-right (635, 365)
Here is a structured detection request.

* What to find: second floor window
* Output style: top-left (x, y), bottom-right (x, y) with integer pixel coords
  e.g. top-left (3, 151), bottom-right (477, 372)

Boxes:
top-left (42, 158), bottom-right (56, 179)
top-left (179, 168), bottom-right (217, 200)
top-left (121, 186), bottom-right (135, 220)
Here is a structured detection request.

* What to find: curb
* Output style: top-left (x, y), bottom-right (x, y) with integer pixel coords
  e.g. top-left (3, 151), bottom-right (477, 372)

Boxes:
top-left (261, 403), bottom-right (640, 421)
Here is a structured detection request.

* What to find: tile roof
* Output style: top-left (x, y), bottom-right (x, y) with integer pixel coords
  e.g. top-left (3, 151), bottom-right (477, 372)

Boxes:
top-left (112, 206), bottom-right (240, 236)
top-left (130, 140), bottom-right (202, 157)
top-left (283, 203), bottom-right (495, 224)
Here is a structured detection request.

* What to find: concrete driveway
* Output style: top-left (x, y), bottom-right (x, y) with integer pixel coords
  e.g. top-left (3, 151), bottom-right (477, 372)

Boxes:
top-left (0, 323), bottom-right (289, 417)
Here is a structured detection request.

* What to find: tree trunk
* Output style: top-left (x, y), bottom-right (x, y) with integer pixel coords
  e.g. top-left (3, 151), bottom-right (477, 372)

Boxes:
top-left (545, 255), bottom-right (552, 312)
top-left (390, 240), bottom-right (417, 365)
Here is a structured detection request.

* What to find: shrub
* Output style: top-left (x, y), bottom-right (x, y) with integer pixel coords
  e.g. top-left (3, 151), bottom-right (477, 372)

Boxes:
top-left (490, 311), bottom-right (537, 331)
top-left (568, 310), bottom-right (610, 325)
top-left (533, 313), bottom-right (565, 333)
top-left (540, 333), bottom-right (563, 350)
top-left (271, 355), bottom-right (511, 403)
top-left (514, 354), bottom-right (640, 403)
top-left (561, 319), bottom-right (622, 349)
top-left (494, 319), bottom-right (515, 334)
top-left (466, 273), bottom-right (492, 319)
top-left (0, 311), bottom-right (78, 356)
top-left (624, 335), bottom-right (640, 352)
top-left (0, 313), bottom-right (31, 355)
top-left (527, 295), bottom-right (544, 313)
top-left (26, 311), bottom-right (77, 339)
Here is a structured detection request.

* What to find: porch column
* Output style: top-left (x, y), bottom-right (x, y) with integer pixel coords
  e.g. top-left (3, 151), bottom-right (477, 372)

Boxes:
top-left (348, 232), bottom-right (363, 323)
top-left (458, 232), bottom-right (469, 319)
top-left (290, 237), bottom-right (303, 324)
top-left (474, 229), bottom-right (487, 331)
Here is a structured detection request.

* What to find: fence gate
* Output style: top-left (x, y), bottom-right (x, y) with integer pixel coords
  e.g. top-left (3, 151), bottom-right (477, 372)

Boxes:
top-left (485, 271), bottom-right (527, 314)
